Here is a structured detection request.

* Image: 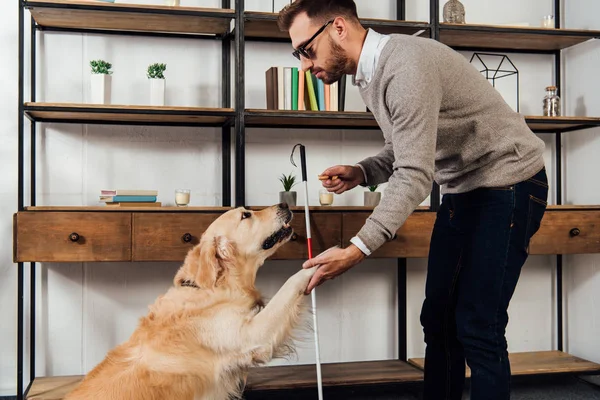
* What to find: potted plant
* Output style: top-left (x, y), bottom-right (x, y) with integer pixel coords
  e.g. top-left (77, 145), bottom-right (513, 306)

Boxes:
top-left (89, 59), bottom-right (112, 104)
top-left (364, 184), bottom-right (381, 207)
top-left (278, 172), bottom-right (298, 206)
top-left (147, 63), bottom-right (167, 106)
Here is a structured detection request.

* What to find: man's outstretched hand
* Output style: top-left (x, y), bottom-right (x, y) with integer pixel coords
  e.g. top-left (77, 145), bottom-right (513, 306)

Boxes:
top-left (302, 244), bottom-right (366, 294)
top-left (319, 165), bottom-right (364, 194)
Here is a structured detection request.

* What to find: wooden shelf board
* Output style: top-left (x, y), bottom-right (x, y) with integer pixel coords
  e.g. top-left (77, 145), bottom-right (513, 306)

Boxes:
top-left (440, 23), bottom-right (600, 51)
top-left (245, 359), bottom-right (423, 391)
top-left (248, 205), bottom-right (432, 212)
top-left (24, 206), bottom-right (232, 212)
top-left (246, 110), bottom-right (600, 133)
top-left (24, 102), bottom-right (234, 126)
top-left (243, 11), bottom-right (429, 40)
top-left (25, 0), bottom-right (234, 36)
top-left (408, 350), bottom-right (600, 377)
top-left (245, 109), bottom-right (379, 129)
top-left (525, 116), bottom-right (600, 132)
top-left (20, 205), bottom-right (600, 212)
top-left (24, 351), bottom-right (600, 398)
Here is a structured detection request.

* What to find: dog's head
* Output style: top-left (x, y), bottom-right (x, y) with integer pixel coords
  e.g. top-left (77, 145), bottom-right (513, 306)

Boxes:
top-left (174, 203), bottom-right (294, 290)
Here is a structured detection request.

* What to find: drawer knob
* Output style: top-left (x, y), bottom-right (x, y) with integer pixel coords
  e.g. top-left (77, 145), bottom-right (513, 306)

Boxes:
top-left (570, 228), bottom-right (580, 237)
top-left (291, 233), bottom-right (298, 241)
top-left (182, 233), bottom-right (193, 243)
top-left (69, 232), bottom-right (80, 242)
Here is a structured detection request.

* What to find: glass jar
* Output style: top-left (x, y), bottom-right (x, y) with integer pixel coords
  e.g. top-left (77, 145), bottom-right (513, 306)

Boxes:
top-left (543, 86), bottom-right (560, 116)
top-left (443, 0), bottom-right (466, 24)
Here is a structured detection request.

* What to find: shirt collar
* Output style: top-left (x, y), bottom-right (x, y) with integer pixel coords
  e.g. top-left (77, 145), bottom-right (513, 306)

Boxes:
top-left (352, 28), bottom-right (390, 88)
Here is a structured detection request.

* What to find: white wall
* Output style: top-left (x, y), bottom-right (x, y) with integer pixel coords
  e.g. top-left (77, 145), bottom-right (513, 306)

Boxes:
top-left (1, 0), bottom-right (598, 395)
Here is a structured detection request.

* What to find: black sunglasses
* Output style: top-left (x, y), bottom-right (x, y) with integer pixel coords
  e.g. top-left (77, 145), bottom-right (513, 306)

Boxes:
top-left (292, 20), bottom-right (334, 60)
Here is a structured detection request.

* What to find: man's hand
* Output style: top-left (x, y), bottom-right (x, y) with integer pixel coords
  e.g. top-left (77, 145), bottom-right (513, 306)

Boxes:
top-left (319, 165), bottom-right (364, 194)
top-left (302, 244), bottom-right (366, 294)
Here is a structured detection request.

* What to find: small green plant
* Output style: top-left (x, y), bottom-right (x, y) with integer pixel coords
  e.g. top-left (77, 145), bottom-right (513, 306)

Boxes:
top-left (368, 184), bottom-right (379, 192)
top-left (90, 60), bottom-right (113, 74)
top-left (279, 172), bottom-right (298, 192)
top-left (147, 63), bottom-right (167, 79)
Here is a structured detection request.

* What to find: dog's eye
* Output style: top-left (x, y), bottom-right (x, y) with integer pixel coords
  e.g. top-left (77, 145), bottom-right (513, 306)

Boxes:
top-left (241, 211), bottom-right (251, 220)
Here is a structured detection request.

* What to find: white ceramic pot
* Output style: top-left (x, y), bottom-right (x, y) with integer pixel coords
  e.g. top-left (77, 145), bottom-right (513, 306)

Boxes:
top-left (150, 78), bottom-right (166, 106)
top-left (279, 191), bottom-right (297, 207)
top-left (364, 191), bottom-right (381, 207)
top-left (90, 73), bottom-right (111, 104)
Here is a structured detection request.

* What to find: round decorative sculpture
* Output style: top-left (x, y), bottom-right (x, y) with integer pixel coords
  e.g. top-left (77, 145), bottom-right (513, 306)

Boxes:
top-left (443, 0), bottom-right (466, 24)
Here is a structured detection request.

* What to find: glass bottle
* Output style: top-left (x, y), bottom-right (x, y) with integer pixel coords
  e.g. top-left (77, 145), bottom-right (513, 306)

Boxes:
top-left (443, 0), bottom-right (466, 24)
top-left (543, 86), bottom-right (560, 117)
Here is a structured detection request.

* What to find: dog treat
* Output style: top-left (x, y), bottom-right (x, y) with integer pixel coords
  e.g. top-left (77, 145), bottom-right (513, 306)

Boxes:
top-left (318, 175), bottom-right (338, 181)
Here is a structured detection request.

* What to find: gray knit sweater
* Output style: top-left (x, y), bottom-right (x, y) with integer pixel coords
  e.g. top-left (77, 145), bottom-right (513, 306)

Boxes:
top-left (355, 34), bottom-right (546, 253)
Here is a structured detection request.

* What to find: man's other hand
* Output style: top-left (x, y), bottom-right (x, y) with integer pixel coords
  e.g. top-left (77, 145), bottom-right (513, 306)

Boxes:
top-left (319, 165), bottom-right (364, 194)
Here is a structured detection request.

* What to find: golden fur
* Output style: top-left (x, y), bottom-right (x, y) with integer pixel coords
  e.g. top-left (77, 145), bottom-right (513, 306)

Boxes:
top-left (65, 204), bottom-right (317, 400)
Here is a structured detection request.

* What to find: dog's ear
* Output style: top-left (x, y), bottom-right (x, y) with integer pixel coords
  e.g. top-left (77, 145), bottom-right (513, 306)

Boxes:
top-left (194, 235), bottom-right (236, 288)
top-left (175, 235), bottom-right (237, 289)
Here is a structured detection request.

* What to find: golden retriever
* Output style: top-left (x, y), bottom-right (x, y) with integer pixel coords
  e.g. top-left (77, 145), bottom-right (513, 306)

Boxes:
top-left (65, 203), bottom-right (318, 400)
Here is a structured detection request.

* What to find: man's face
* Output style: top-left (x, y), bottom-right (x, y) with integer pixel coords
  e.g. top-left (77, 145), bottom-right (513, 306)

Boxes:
top-left (289, 13), bottom-right (356, 85)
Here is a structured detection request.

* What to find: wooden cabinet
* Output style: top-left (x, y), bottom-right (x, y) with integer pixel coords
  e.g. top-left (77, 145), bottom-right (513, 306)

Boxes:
top-left (13, 212), bottom-right (131, 262)
top-left (270, 212), bottom-right (342, 260)
top-left (530, 209), bottom-right (600, 254)
top-left (132, 213), bottom-right (221, 261)
top-left (12, 209), bottom-right (600, 263)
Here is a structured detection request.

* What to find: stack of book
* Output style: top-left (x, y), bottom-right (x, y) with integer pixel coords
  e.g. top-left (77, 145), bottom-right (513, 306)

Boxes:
top-left (265, 66), bottom-right (346, 112)
top-left (99, 189), bottom-right (160, 207)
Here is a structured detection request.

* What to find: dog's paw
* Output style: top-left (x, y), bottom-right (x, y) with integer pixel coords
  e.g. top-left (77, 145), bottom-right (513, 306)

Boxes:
top-left (250, 345), bottom-right (273, 365)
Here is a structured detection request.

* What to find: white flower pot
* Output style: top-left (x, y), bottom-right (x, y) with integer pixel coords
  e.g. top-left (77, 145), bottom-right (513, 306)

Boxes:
top-left (150, 78), bottom-right (165, 106)
top-left (364, 191), bottom-right (381, 207)
top-left (279, 191), bottom-right (297, 207)
top-left (90, 74), bottom-right (111, 104)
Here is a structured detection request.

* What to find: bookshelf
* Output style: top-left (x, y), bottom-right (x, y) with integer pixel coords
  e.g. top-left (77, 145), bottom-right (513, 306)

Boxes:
top-left (13, 0), bottom-right (600, 399)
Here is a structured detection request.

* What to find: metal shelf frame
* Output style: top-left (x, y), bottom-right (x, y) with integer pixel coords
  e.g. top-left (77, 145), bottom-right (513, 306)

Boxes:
top-left (14, 0), bottom-right (600, 398)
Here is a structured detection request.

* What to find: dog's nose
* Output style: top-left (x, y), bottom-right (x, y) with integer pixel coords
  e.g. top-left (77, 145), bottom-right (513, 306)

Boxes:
top-left (278, 202), bottom-right (289, 209)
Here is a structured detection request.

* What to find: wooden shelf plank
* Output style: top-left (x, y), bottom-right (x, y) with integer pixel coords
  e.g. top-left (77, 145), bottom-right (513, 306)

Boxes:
top-left (440, 23), bottom-right (600, 51)
top-left (25, 0), bottom-right (234, 36)
top-left (24, 102), bottom-right (234, 126)
top-left (21, 205), bottom-right (600, 212)
top-left (408, 350), bottom-right (600, 377)
top-left (525, 115), bottom-right (600, 133)
top-left (25, 351), bottom-right (600, 398)
top-left (24, 206), bottom-right (232, 212)
top-left (246, 360), bottom-right (422, 391)
top-left (27, 375), bottom-right (81, 400)
top-left (246, 110), bottom-right (600, 133)
top-left (243, 11), bottom-right (429, 40)
top-left (245, 109), bottom-right (379, 129)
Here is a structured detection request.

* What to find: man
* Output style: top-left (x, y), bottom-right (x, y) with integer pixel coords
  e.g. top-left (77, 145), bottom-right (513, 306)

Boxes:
top-left (278, 1), bottom-right (549, 399)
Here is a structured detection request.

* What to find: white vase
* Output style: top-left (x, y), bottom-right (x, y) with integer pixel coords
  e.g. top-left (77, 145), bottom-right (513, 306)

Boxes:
top-left (364, 191), bottom-right (381, 207)
top-left (150, 78), bottom-right (165, 106)
top-left (90, 74), bottom-right (111, 104)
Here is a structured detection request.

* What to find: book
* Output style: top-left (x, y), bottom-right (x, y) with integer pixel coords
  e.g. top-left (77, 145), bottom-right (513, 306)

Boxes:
top-left (100, 189), bottom-right (158, 196)
top-left (100, 195), bottom-right (157, 202)
top-left (105, 202), bottom-right (162, 207)
top-left (265, 66), bottom-right (346, 112)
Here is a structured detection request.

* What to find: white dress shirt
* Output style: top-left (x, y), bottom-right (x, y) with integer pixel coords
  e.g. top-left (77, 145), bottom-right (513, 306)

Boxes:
top-left (349, 29), bottom-right (390, 257)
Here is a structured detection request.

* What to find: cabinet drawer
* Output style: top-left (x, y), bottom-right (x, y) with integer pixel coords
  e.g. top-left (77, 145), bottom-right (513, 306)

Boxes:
top-left (13, 212), bottom-right (131, 262)
top-left (270, 212), bottom-right (342, 260)
top-left (132, 213), bottom-right (221, 261)
top-left (530, 210), bottom-right (600, 255)
top-left (342, 212), bottom-right (435, 258)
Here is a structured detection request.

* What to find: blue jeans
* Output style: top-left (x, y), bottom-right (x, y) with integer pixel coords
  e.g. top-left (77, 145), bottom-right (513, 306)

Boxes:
top-left (420, 167), bottom-right (548, 400)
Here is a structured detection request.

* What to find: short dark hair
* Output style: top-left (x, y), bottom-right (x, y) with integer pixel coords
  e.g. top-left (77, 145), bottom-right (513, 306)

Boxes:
top-left (277, 0), bottom-right (360, 32)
